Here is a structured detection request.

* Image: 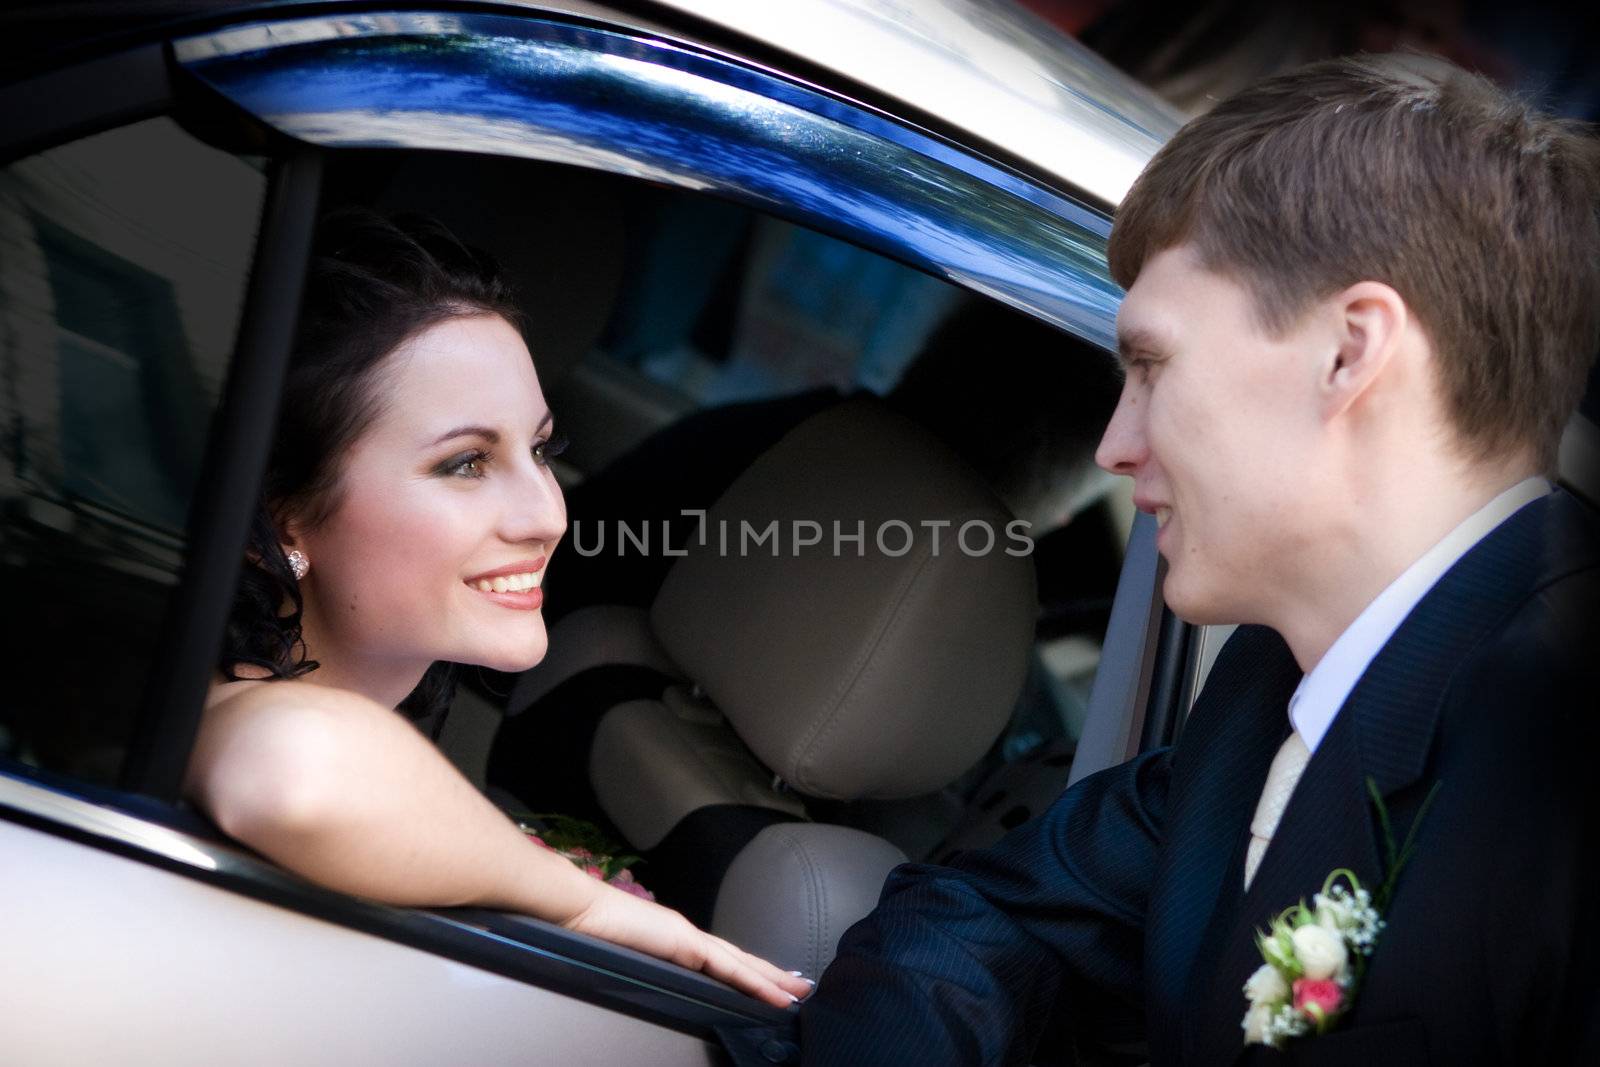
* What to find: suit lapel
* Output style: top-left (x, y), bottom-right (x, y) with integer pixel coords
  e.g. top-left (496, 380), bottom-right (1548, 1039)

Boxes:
top-left (1166, 717), bottom-right (1285, 1065)
top-left (1183, 492), bottom-right (1566, 1065)
top-left (1191, 705), bottom-right (1385, 1065)
top-left (1140, 626), bottom-right (1301, 1065)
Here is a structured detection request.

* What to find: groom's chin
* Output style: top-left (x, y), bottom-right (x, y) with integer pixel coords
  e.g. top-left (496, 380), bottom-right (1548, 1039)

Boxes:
top-left (1160, 573), bottom-right (1241, 629)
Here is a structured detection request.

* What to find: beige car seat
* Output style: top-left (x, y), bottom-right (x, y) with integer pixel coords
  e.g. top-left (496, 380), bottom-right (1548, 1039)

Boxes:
top-left (555, 396), bottom-right (1037, 974)
top-left (499, 395), bottom-right (1043, 979)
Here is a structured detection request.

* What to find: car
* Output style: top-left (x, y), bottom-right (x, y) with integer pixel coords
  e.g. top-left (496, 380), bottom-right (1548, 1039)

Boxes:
top-left (2, 3), bottom-right (1596, 1065)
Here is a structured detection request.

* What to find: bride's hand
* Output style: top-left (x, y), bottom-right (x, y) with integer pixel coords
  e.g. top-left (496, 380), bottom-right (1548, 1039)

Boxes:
top-left (562, 886), bottom-right (813, 1008)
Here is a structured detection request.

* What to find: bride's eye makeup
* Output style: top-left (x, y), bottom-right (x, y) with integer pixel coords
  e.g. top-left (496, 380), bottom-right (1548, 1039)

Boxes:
top-left (533, 430), bottom-right (569, 466)
top-left (435, 432), bottom-right (567, 479)
top-left (436, 448), bottom-right (492, 479)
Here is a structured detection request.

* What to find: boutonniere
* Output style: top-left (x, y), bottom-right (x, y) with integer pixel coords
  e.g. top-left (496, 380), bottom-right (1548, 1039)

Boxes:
top-left (1240, 777), bottom-right (1441, 1049)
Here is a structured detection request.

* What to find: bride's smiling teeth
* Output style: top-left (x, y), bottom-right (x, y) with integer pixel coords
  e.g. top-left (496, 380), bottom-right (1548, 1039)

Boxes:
top-left (1156, 507), bottom-right (1173, 528)
top-left (472, 571), bottom-right (544, 593)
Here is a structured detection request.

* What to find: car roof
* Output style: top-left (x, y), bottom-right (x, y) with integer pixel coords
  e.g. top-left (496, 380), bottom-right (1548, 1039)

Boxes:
top-left (2, 0), bottom-right (1181, 209)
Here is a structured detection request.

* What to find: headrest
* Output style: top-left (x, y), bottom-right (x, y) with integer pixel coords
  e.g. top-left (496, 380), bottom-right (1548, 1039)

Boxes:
top-left (650, 397), bottom-right (1036, 800)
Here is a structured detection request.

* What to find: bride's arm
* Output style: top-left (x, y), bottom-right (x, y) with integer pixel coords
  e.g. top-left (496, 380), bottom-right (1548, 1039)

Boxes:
top-left (185, 682), bottom-right (809, 1007)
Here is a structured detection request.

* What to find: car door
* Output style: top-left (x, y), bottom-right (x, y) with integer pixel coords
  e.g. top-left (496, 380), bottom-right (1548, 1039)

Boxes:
top-left (0, 4), bottom-right (1191, 1064)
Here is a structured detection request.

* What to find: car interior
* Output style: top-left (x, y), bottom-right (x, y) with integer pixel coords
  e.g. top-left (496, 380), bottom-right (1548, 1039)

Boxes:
top-left (0, 119), bottom-right (1132, 979)
top-left (335, 147), bottom-right (1131, 973)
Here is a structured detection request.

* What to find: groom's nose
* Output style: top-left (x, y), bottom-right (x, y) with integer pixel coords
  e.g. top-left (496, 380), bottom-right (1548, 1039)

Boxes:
top-left (1095, 383), bottom-right (1147, 476)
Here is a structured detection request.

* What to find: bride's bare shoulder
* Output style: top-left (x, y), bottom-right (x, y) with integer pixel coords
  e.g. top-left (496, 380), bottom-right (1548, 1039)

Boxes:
top-left (189, 677), bottom-right (392, 798)
top-left (203, 675), bottom-right (381, 724)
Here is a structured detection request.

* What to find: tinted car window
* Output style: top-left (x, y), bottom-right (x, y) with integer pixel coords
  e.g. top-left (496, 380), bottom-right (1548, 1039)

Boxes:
top-left (0, 117), bottom-right (265, 783)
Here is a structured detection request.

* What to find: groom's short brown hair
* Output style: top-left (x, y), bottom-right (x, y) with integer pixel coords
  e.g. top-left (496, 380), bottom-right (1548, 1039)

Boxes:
top-left (1108, 53), bottom-right (1600, 470)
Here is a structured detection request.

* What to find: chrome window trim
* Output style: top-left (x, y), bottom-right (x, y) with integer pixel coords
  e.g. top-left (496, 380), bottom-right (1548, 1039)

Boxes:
top-left (1069, 511), bottom-right (1165, 782)
top-left (174, 10), bottom-right (1125, 353)
top-left (1, 767), bottom-right (227, 872)
top-left (0, 766), bottom-right (792, 1037)
top-left (633, 0), bottom-right (1182, 208)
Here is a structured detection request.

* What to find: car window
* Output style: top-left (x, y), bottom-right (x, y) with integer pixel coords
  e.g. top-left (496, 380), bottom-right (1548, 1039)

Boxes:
top-left (0, 117), bottom-right (266, 784)
top-left (593, 187), bottom-right (1124, 772)
top-left (613, 212), bottom-right (963, 405)
top-left (330, 148), bottom-right (1125, 865)
top-left (593, 197), bottom-right (1126, 859)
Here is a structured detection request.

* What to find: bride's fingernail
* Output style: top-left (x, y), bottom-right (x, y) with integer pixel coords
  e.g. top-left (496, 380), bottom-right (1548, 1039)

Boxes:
top-left (789, 992), bottom-right (800, 1003)
top-left (788, 970), bottom-right (805, 977)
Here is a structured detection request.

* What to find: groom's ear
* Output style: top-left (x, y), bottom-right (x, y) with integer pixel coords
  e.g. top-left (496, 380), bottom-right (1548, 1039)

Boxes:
top-left (1319, 280), bottom-right (1407, 423)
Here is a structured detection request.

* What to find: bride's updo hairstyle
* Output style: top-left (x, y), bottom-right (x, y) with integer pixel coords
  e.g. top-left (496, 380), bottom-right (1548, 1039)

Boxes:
top-left (221, 209), bottom-right (523, 726)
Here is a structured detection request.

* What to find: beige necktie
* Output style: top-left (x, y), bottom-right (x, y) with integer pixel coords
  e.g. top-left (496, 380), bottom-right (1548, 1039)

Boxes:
top-left (1242, 729), bottom-right (1311, 890)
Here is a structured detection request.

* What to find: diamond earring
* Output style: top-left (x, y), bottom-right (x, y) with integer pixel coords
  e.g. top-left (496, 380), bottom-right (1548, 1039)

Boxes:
top-left (287, 549), bottom-right (310, 581)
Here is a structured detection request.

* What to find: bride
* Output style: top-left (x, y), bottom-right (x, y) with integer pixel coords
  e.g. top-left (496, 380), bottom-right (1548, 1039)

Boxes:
top-left (186, 209), bottom-right (809, 1008)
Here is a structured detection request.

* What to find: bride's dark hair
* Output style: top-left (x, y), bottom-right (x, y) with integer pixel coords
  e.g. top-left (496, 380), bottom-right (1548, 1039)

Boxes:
top-left (221, 208), bottom-right (524, 729)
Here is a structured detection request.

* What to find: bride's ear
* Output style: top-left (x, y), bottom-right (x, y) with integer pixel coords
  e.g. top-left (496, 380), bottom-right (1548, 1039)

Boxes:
top-left (273, 510), bottom-right (310, 581)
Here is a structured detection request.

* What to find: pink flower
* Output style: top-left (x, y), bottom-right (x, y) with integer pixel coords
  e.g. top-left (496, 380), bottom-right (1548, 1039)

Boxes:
top-left (568, 847), bottom-right (594, 860)
top-left (526, 833), bottom-right (554, 850)
top-left (1292, 978), bottom-right (1344, 1022)
top-left (583, 864), bottom-right (604, 879)
top-left (609, 872), bottom-right (655, 900)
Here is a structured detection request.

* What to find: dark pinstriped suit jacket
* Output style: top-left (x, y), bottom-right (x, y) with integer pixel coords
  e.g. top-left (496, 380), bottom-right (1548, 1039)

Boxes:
top-left (801, 489), bottom-right (1599, 1066)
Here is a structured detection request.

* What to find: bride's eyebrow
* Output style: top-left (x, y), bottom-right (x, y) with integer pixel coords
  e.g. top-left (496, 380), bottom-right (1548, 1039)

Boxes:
top-left (426, 411), bottom-right (552, 447)
top-left (428, 425), bottom-right (499, 447)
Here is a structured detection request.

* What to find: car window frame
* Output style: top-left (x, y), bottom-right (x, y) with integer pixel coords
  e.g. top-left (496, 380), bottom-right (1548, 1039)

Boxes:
top-left (114, 147), bottom-right (319, 798)
top-left (0, 43), bottom-right (173, 167)
top-left (172, 9), bottom-right (1126, 351)
top-left (0, 41), bottom-right (318, 801)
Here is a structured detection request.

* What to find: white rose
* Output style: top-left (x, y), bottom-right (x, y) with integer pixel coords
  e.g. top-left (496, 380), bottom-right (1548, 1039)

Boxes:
top-left (1242, 1002), bottom-right (1275, 1045)
top-left (1243, 963), bottom-right (1288, 1004)
top-left (1312, 893), bottom-right (1349, 933)
top-left (1291, 923), bottom-right (1349, 981)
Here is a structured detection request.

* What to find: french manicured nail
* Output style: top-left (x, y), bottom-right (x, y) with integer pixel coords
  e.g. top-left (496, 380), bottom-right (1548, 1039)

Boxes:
top-left (788, 970), bottom-right (805, 976)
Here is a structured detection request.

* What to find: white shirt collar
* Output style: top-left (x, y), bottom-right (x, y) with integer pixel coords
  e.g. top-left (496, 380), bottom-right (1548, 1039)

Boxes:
top-left (1289, 476), bottom-right (1552, 753)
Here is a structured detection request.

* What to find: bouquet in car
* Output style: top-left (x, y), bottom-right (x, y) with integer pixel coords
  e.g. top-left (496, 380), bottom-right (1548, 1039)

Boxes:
top-left (510, 811), bottom-right (655, 900)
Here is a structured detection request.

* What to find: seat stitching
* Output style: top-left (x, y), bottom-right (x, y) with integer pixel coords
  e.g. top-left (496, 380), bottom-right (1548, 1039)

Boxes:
top-left (774, 825), bottom-right (828, 977)
top-left (791, 508), bottom-right (995, 794)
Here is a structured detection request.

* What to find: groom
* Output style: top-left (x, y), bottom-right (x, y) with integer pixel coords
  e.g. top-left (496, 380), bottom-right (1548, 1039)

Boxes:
top-left (800, 53), bottom-right (1599, 1066)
